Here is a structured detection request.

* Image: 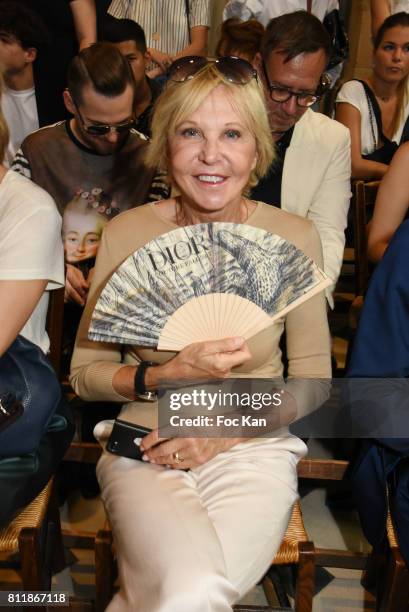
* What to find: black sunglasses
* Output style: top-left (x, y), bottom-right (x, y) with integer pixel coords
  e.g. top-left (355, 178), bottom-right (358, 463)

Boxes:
top-left (168, 55), bottom-right (258, 85)
top-left (72, 97), bottom-right (135, 136)
top-left (261, 61), bottom-right (329, 108)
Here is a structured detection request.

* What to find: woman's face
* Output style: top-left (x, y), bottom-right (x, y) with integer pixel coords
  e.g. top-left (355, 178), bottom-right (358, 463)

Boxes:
top-left (63, 211), bottom-right (102, 263)
top-left (374, 26), bottom-right (409, 83)
top-left (168, 85), bottom-right (258, 218)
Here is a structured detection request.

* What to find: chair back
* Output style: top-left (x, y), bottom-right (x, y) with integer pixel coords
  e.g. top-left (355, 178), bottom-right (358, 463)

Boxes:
top-left (46, 287), bottom-right (65, 378)
top-left (351, 180), bottom-right (380, 296)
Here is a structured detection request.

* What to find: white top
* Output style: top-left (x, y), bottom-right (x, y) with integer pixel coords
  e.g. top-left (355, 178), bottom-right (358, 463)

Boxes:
top-left (391, 1), bottom-right (409, 13)
top-left (108, 0), bottom-right (211, 56)
top-left (223, 0), bottom-right (339, 26)
top-left (336, 79), bottom-right (409, 154)
top-left (0, 170), bottom-right (64, 353)
top-left (1, 86), bottom-right (39, 168)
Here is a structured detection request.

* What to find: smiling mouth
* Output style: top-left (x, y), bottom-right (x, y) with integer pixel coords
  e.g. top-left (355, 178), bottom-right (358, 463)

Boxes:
top-left (196, 175), bottom-right (226, 184)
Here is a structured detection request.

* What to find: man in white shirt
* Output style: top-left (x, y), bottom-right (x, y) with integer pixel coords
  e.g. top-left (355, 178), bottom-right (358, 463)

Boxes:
top-left (251, 11), bottom-right (351, 305)
top-left (223, 0), bottom-right (340, 26)
top-left (0, 2), bottom-right (48, 166)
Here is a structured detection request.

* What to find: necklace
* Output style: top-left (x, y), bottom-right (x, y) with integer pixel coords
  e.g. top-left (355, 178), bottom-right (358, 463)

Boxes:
top-left (376, 93), bottom-right (392, 102)
top-left (174, 197), bottom-right (250, 226)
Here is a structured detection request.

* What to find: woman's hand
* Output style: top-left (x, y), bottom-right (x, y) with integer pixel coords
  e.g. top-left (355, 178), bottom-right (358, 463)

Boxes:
top-left (112, 337), bottom-right (251, 402)
top-left (146, 336), bottom-right (251, 389)
top-left (140, 432), bottom-right (242, 470)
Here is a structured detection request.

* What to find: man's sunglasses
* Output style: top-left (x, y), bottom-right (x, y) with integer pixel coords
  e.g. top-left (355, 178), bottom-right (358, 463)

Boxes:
top-left (261, 61), bottom-right (329, 108)
top-left (71, 96), bottom-right (135, 136)
top-left (168, 55), bottom-right (258, 85)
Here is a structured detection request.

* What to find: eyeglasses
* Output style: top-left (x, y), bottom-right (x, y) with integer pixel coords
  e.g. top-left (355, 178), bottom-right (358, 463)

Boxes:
top-left (168, 55), bottom-right (258, 85)
top-left (261, 61), bottom-right (327, 108)
top-left (72, 97), bottom-right (135, 136)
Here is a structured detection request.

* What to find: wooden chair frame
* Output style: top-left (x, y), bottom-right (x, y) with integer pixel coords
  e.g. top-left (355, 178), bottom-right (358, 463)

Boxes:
top-left (93, 460), bottom-right (350, 612)
top-left (350, 180), bottom-right (380, 297)
top-left (94, 510), bottom-right (315, 612)
top-left (0, 480), bottom-right (65, 592)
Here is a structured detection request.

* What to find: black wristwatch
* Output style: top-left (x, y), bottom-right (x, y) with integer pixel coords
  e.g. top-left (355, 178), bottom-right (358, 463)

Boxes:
top-left (134, 361), bottom-right (159, 401)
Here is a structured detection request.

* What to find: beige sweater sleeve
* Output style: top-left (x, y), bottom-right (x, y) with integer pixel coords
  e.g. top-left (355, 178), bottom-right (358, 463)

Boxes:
top-left (70, 203), bottom-right (332, 409)
top-left (284, 221), bottom-right (332, 419)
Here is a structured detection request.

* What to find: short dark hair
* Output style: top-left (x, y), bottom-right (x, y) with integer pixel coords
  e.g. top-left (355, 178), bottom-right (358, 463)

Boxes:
top-left (67, 42), bottom-right (135, 105)
top-left (102, 17), bottom-right (147, 54)
top-left (374, 11), bottom-right (409, 49)
top-left (261, 10), bottom-right (331, 63)
top-left (0, 1), bottom-right (49, 50)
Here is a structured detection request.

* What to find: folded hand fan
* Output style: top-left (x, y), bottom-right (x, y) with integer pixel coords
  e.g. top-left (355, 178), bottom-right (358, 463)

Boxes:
top-left (88, 223), bottom-right (331, 350)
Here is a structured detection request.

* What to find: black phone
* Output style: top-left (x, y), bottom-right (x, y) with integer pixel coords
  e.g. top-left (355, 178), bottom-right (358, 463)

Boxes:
top-left (106, 419), bottom-right (152, 460)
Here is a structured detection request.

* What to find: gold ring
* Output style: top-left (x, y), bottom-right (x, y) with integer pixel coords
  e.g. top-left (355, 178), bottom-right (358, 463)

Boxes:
top-left (173, 451), bottom-right (184, 463)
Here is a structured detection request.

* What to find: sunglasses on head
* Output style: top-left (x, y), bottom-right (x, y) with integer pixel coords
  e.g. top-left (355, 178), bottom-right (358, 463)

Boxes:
top-left (167, 55), bottom-right (258, 85)
top-left (71, 95), bottom-right (135, 136)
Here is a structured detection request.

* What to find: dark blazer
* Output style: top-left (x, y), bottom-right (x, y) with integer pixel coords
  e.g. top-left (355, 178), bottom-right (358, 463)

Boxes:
top-left (348, 221), bottom-right (409, 566)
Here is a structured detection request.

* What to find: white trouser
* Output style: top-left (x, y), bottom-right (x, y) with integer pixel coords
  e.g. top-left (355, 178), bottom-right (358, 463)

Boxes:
top-left (97, 436), bottom-right (306, 612)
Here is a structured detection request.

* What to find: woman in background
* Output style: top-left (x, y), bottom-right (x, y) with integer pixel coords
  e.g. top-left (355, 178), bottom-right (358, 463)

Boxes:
top-left (336, 12), bottom-right (409, 179)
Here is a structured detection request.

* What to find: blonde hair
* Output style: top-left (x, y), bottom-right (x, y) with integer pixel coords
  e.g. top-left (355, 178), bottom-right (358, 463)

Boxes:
top-left (144, 62), bottom-right (275, 190)
top-left (0, 73), bottom-right (9, 164)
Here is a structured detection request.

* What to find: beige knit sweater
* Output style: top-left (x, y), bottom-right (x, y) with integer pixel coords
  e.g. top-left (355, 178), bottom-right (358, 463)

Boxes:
top-left (70, 201), bottom-right (332, 428)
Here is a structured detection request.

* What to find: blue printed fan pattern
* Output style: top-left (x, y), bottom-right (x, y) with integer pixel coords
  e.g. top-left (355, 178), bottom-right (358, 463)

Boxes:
top-left (88, 223), bottom-right (330, 350)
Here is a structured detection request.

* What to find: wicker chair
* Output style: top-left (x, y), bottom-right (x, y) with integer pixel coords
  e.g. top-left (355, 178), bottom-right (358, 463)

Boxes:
top-left (0, 479), bottom-right (65, 590)
top-left (94, 499), bottom-right (315, 612)
top-left (0, 288), bottom-right (68, 591)
top-left (350, 179), bottom-right (380, 298)
top-left (375, 512), bottom-right (409, 612)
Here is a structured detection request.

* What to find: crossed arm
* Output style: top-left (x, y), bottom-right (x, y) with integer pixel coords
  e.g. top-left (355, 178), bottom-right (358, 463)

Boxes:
top-left (367, 142), bottom-right (409, 263)
top-left (335, 102), bottom-right (389, 179)
top-left (148, 26), bottom-right (208, 75)
top-left (69, 0), bottom-right (97, 50)
top-left (370, 0), bottom-right (391, 37)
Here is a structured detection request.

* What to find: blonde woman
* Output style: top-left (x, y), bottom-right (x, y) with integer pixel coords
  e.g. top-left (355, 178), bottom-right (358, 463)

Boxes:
top-left (71, 57), bottom-right (331, 611)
